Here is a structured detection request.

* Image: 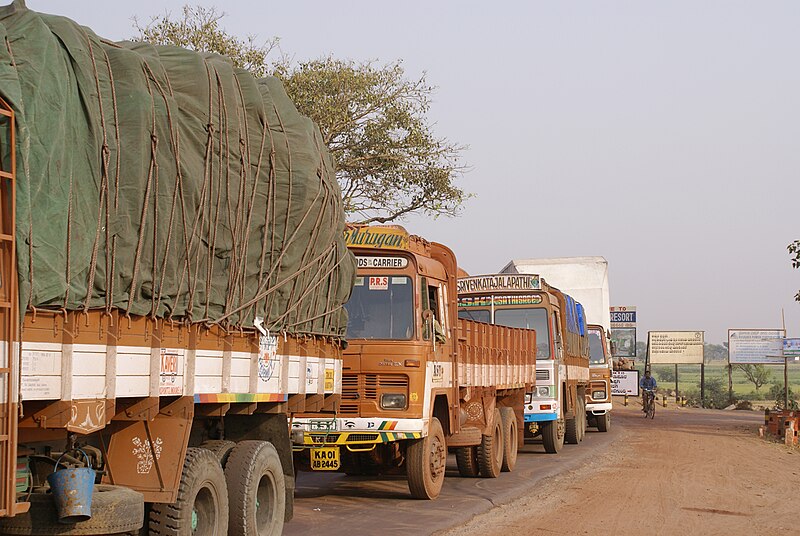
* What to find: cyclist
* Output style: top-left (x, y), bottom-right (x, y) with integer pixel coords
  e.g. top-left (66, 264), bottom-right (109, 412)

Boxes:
top-left (640, 369), bottom-right (657, 413)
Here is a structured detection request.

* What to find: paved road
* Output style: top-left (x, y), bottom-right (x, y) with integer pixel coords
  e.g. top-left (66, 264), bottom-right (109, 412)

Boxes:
top-left (285, 417), bottom-right (621, 536)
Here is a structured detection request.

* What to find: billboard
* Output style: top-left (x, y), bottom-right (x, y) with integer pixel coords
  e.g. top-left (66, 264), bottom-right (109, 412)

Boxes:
top-left (785, 338), bottom-right (800, 360)
top-left (611, 327), bottom-right (637, 358)
top-left (648, 331), bottom-right (704, 364)
top-left (611, 370), bottom-right (639, 396)
top-left (610, 306), bottom-right (637, 358)
top-left (728, 329), bottom-right (785, 364)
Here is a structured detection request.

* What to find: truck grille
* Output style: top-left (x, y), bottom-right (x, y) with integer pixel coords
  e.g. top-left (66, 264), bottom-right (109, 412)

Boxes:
top-left (347, 433), bottom-right (379, 442)
top-left (536, 369), bottom-right (550, 381)
top-left (339, 373), bottom-right (409, 415)
top-left (310, 434), bottom-right (341, 443)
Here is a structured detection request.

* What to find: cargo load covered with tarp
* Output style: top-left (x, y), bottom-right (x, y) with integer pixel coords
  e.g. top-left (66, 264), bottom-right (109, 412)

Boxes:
top-left (0, 1), bottom-right (355, 336)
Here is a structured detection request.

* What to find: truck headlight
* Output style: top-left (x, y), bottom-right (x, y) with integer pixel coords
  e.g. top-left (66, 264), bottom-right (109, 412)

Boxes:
top-left (537, 386), bottom-right (550, 398)
top-left (524, 393), bottom-right (532, 404)
top-left (592, 390), bottom-right (606, 400)
top-left (381, 393), bottom-right (407, 409)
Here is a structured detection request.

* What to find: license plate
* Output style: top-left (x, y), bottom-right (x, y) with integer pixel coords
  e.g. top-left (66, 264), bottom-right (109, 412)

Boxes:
top-left (310, 447), bottom-right (340, 471)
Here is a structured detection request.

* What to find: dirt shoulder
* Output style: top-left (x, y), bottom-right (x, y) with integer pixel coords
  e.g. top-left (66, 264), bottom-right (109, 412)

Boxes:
top-left (439, 403), bottom-right (797, 536)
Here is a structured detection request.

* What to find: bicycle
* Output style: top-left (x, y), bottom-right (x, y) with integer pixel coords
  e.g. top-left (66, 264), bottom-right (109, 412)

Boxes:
top-left (642, 389), bottom-right (655, 419)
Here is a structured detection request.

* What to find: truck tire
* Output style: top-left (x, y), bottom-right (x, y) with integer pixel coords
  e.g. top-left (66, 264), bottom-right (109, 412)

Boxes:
top-left (499, 407), bottom-right (518, 472)
top-left (565, 413), bottom-right (579, 444)
top-left (200, 440), bottom-right (237, 468)
top-left (541, 406), bottom-right (565, 454)
top-left (0, 485), bottom-right (143, 535)
top-left (477, 409), bottom-right (503, 478)
top-left (577, 397), bottom-right (586, 442)
top-left (596, 412), bottom-right (611, 432)
top-left (455, 446), bottom-right (480, 477)
top-left (149, 447), bottom-right (228, 536)
top-left (225, 440), bottom-right (285, 536)
top-left (406, 417), bottom-right (446, 499)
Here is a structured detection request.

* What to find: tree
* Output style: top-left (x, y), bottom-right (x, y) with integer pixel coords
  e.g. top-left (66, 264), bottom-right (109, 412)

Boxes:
top-left (789, 240), bottom-right (800, 301)
top-left (736, 364), bottom-right (771, 392)
top-left (133, 6), bottom-right (468, 224)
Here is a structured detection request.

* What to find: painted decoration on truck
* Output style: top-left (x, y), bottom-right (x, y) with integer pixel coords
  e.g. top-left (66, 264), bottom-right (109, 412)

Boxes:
top-left (457, 274), bottom-right (541, 295)
top-left (159, 348), bottom-right (183, 395)
top-left (132, 436), bottom-right (163, 475)
top-left (258, 333), bottom-right (279, 381)
top-left (344, 226), bottom-right (409, 250)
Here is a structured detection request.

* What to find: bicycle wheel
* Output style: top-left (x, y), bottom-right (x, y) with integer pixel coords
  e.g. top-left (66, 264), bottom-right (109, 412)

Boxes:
top-left (647, 397), bottom-right (655, 419)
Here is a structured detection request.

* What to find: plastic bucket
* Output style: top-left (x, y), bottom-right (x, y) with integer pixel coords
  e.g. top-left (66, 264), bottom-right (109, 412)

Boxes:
top-left (46, 450), bottom-right (95, 524)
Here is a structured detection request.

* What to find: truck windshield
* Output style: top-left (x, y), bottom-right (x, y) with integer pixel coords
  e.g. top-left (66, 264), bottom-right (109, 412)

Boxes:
top-left (588, 328), bottom-right (606, 364)
top-left (458, 309), bottom-right (491, 323)
top-left (345, 276), bottom-right (414, 340)
top-left (493, 308), bottom-right (550, 359)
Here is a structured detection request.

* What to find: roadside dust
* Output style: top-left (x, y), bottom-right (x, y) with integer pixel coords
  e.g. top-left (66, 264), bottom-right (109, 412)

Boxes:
top-left (439, 403), bottom-right (797, 536)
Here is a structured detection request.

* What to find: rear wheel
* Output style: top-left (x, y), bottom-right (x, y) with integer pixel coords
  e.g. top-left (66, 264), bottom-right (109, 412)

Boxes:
top-left (149, 447), bottom-right (228, 536)
top-left (477, 409), bottom-right (503, 478)
top-left (565, 407), bottom-right (580, 445)
top-left (225, 440), bottom-right (285, 536)
top-left (577, 397), bottom-right (586, 441)
top-left (541, 405), bottom-right (565, 454)
top-left (499, 407), bottom-right (518, 472)
top-left (406, 417), bottom-right (446, 499)
top-left (200, 440), bottom-right (237, 468)
top-left (455, 446), bottom-right (480, 477)
top-left (596, 412), bottom-right (611, 432)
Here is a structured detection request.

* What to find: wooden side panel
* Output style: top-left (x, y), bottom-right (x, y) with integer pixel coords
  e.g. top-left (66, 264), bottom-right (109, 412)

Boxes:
top-left (457, 318), bottom-right (536, 389)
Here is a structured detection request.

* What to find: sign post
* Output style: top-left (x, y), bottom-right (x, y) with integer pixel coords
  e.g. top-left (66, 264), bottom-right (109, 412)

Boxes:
top-left (648, 331), bottom-right (705, 405)
top-left (728, 328), bottom-right (786, 408)
top-left (610, 306), bottom-right (637, 359)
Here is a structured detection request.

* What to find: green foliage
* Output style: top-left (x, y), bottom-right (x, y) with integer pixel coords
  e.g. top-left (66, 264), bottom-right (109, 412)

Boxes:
top-left (699, 377), bottom-right (729, 409)
top-left (790, 240), bottom-right (800, 301)
top-left (736, 364), bottom-right (771, 392)
top-left (703, 343), bottom-right (728, 361)
top-left (133, 6), bottom-right (468, 224)
top-left (768, 382), bottom-right (799, 410)
top-left (654, 366), bottom-right (675, 383)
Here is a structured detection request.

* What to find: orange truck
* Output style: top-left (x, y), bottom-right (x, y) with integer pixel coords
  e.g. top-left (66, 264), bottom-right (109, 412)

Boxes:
top-left (457, 274), bottom-right (590, 453)
top-left (294, 226), bottom-right (537, 499)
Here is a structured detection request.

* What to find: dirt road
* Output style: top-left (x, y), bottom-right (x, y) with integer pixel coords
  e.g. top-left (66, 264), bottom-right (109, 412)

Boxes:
top-left (441, 403), bottom-right (796, 536)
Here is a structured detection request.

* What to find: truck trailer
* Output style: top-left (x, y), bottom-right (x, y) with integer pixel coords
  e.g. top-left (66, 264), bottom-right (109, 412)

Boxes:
top-left (0, 4), bottom-right (356, 534)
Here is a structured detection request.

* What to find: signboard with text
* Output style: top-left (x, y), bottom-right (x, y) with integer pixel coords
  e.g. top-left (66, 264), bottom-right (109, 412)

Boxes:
top-left (784, 338), bottom-right (800, 359)
top-left (648, 331), bottom-right (704, 364)
top-left (728, 329), bottom-right (785, 364)
top-left (610, 306), bottom-right (637, 358)
top-left (611, 370), bottom-right (640, 396)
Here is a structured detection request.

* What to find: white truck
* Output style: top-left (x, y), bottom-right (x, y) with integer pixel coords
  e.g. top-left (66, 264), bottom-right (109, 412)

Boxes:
top-left (500, 257), bottom-right (613, 432)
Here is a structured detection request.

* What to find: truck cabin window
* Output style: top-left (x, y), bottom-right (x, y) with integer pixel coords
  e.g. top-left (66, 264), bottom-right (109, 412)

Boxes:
top-left (588, 329), bottom-right (606, 364)
top-left (458, 309), bottom-right (491, 323)
top-left (493, 308), bottom-right (551, 359)
top-left (345, 276), bottom-right (414, 340)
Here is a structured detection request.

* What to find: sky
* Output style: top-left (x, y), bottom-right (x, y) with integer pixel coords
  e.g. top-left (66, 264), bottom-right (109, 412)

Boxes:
top-left (24, 0), bottom-right (800, 343)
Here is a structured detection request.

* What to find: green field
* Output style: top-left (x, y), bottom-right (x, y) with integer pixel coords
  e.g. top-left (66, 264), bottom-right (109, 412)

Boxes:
top-left (641, 362), bottom-right (800, 406)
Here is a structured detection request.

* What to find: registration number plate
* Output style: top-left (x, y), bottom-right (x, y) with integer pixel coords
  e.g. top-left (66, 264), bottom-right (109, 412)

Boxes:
top-left (310, 447), bottom-right (340, 470)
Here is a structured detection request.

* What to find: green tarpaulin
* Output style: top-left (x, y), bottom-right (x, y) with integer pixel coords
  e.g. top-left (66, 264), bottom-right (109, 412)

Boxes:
top-left (0, 1), bottom-right (355, 337)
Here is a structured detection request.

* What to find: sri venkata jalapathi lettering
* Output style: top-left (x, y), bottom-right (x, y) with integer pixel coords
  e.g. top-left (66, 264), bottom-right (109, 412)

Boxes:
top-left (344, 228), bottom-right (408, 250)
top-left (457, 275), bottom-right (541, 294)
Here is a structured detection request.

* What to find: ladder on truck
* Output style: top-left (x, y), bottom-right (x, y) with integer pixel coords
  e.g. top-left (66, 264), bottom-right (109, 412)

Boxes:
top-left (0, 97), bottom-right (25, 516)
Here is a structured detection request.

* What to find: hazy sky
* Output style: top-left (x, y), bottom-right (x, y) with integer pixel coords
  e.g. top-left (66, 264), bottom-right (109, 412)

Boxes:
top-left (26, 1), bottom-right (800, 343)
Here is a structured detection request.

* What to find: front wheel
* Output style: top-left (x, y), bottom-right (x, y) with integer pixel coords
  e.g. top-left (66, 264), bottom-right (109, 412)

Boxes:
top-left (541, 405), bottom-right (565, 454)
top-left (596, 412), bottom-right (611, 432)
top-left (647, 397), bottom-right (656, 419)
top-left (406, 417), bottom-right (447, 499)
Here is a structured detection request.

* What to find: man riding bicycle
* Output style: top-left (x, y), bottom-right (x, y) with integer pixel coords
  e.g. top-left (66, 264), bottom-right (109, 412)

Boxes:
top-left (640, 369), bottom-right (657, 413)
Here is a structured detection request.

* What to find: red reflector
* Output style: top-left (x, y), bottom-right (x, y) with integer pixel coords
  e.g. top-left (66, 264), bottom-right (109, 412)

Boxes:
top-left (404, 359), bottom-right (421, 368)
top-left (540, 404), bottom-right (552, 410)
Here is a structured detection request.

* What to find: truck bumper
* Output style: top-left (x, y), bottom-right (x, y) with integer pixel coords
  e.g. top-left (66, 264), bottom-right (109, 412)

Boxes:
top-left (586, 402), bottom-right (613, 414)
top-left (292, 417), bottom-right (424, 448)
top-left (524, 412), bottom-right (558, 423)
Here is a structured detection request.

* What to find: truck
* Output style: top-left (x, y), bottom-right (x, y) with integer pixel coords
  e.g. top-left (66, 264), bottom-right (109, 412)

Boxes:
top-left (293, 226), bottom-right (537, 499)
top-left (0, 5), bottom-right (356, 535)
top-left (500, 257), bottom-right (612, 432)
top-left (458, 273), bottom-right (590, 453)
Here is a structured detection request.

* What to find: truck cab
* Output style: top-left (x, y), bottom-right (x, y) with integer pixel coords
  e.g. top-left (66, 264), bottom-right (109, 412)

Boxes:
top-left (586, 324), bottom-right (612, 431)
